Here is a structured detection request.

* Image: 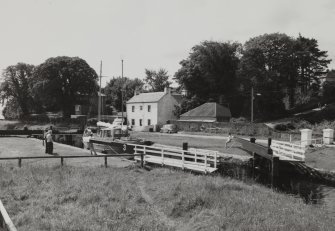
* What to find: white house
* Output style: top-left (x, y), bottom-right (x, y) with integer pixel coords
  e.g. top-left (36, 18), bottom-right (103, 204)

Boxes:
top-left (126, 87), bottom-right (182, 131)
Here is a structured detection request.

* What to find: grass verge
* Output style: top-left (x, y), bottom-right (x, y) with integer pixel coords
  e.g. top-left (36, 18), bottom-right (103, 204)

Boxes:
top-left (0, 164), bottom-right (334, 231)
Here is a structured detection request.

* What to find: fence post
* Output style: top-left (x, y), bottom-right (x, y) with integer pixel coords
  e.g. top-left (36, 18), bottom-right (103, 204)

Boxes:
top-left (61, 157), bottom-right (64, 166)
top-left (182, 151), bottom-right (185, 170)
top-left (161, 149), bottom-right (164, 166)
top-left (271, 157), bottom-right (280, 188)
top-left (214, 152), bottom-right (217, 168)
top-left (205, 153), bottom-right (207, 172)
top-left (252, 152), bottom-right (255, 179)
top-left (141, 153), bottom-right (144, 168)
top-left (18, 158), bottom-right (22, 168)
top-left (104, 156), bottom-right (107, 168)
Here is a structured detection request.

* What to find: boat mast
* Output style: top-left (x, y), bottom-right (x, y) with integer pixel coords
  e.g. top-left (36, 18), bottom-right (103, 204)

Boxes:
top-left (98, 60), bottom-right (102, 121)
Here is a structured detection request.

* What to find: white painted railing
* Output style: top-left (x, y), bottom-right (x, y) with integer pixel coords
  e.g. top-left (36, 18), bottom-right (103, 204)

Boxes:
top-left (129, 144), bottom-right (218, 173)
top-left (271, 140), bottom-right (306, 161)
top-left (0, 200), bottom-right (17, 231)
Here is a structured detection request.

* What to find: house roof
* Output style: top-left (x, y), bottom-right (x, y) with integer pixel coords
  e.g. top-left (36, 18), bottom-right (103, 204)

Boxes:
top-left (127, 92), bottom-right (166, 103)
top-left (180, 102), bottom-right (231, 118)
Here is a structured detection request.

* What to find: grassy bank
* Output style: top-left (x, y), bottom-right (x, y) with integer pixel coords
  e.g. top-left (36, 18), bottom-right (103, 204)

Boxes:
top-left (0, 165), bottom-right (334, 231)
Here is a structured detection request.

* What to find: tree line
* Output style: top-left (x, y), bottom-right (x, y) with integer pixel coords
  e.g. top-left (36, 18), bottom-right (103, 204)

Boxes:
top-left (0, 57), bottom-right (99, 119)
top-left (174, 33), bottom-right (332, 120)
top-left (1, 32), bottom-right (333, 121)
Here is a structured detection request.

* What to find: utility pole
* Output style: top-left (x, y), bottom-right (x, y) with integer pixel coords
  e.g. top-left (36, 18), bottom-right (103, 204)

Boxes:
top-left (98, 61), bottom-right (102, 121)
top-left (251, 86), bottom-right (254, 123)
top-left (121, 59), bottom-right (124, 124)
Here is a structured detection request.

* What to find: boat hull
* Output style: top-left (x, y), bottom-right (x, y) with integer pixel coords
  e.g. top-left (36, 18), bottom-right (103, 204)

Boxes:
top-left (90, 138), bottom-right (153, 156)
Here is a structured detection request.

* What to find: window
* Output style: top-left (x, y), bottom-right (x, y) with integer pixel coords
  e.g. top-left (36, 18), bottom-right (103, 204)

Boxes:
top-left (139, 119), bottom-right (142, 126)
top-left (140, 106), bottom-right (143, 110)
top-left (132, 106), bottom-right (135, 112)
top-left (148, 105), bottom-right (151, 112)
top-left (131, 119), bottom-right (135, 126)
top-left (148, 119), bottom-right (151, 125)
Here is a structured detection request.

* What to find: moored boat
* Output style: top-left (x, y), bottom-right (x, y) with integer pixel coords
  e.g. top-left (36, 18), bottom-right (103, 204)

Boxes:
top-left (82, 120), bottom-right (153, 155)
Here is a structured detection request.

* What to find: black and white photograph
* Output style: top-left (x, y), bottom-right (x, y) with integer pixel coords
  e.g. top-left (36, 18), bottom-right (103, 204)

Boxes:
top-left (0, 0), bottom-right (335, 230)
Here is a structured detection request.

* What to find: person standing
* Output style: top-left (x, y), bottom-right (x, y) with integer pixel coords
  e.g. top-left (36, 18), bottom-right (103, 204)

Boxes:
top-left (46, 130), bottom-right (54, 154)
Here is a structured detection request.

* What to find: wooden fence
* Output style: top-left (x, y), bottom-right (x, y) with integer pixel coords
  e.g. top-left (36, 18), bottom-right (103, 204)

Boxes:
top-left (270, 140), bottom-right (306, 161)
top-left (0, 154), bottom-right (145, 168)
top-left (131, 144), bottom-right (218, 173)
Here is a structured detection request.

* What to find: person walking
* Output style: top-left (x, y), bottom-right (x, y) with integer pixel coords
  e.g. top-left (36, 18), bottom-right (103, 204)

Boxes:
top-left (46, 130), bottom-right (54, 154)
top-left (225, 133), bottom-right (233, 149)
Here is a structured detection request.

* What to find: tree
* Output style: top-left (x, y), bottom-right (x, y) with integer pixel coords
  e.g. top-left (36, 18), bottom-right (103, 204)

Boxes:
top-left (0, 63), bottom-right (35, 118)
top-left (238, 33), bottom-right (296, 118)
top-left (294, 34), bottom-right (331, 94)
top-left (144, 68), bottom-right (171, 92)
top-left (104, 77), bottom-right (143, 112)
top-left (239, 33), bottom-right (331, 113)
top-left (32, 56), bottom-right (98, 118)
top-left (174, 41), bottom-right (241, 109)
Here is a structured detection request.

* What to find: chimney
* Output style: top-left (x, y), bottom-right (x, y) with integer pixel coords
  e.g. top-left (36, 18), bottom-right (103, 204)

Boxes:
top-left (164, 87), bottom-right (171, 94)
top-left (134, 89), bottom-right (139, 96)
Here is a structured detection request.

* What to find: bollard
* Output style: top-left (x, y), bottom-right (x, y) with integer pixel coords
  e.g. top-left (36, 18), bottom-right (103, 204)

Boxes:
top-left (268, 138), bottom-right (272, 148)
top-left (61, 157), bottom-right (64, 166)
top-left (104, 156), bottom-right (107, 168)
top-left (18, 158), bottom-right (22, 168)
top-left (182, 142), bottom-right (188, 150)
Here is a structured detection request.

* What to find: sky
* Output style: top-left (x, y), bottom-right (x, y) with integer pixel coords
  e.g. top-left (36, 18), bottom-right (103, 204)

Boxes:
top-left (0, 0), bottom-right (335, 90)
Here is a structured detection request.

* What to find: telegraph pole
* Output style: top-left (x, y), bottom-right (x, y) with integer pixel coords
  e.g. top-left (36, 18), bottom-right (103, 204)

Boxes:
top-left (251, 86), bottom-right (254, 123)
top-left (121, 60), bottom-right (124, 132)
top-left (98, 61), bottom-right (102, 121)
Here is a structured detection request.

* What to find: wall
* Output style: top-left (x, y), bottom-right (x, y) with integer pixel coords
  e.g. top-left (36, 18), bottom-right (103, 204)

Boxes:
top-left (157, 94), bottom-right (178, 125)
top-left (126, 102), bottom-right (158, 130)
top-left (169, 120), bottom-right (271, 136)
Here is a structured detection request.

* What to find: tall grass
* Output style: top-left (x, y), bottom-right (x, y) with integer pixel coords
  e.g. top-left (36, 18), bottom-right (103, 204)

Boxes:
top-left (0, 164), bottom-right (334, 231)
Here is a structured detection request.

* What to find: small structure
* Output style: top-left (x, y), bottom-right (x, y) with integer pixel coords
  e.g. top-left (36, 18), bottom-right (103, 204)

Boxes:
top-left (179, 102), bottom-right (231, 122)
top-left (323, 129), bottom-right (334, 145)
top-left (300, 129), bottom-right (312, 147)
top-left (126, 87), bottom-right (182, 131)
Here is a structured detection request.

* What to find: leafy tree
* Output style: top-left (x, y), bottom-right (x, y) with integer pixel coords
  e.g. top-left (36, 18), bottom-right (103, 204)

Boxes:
top-left (238, 33), bottom-right (295, 118)
top-left (2, 98), bottom-right (22, 119)
top-left (0, 63), bottom-right (35, 118)
top-left (294, 34), bottom-right (331, 93)
top-left (239, 33), bottom-right (331, 118)
top-left (32, 56), bottom-right (98, 118)
top-left (144, 68), bottom-right (171, 92)
top-left (174, 41), bottom-right (241, 111)
top-left (104, 77), bottom-right (143, 112)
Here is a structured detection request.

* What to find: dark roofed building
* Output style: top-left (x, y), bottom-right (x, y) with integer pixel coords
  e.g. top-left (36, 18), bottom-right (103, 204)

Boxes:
top-left (179, 102), bottom-right (231, 122)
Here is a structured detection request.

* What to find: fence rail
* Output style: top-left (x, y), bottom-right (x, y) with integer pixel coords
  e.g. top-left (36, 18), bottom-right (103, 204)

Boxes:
top-left (129, 144), bottom-right (218, 173)
top-left (0, 154), bottom-right (144, 168)
top-left (271, 140), bottom-right (306, 161)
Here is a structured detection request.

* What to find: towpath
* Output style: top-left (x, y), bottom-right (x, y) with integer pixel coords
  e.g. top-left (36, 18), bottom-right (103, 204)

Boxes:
top-left (0, 137), bottom-right (134, 168)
